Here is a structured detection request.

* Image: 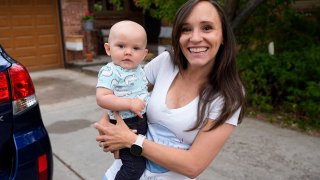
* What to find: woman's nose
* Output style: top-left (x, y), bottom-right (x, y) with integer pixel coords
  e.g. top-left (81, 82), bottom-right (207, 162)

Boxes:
top-left (190, 29), bottom-right (202, 42)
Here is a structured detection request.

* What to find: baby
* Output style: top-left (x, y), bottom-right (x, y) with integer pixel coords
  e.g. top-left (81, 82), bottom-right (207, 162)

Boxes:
top-left (96, 20), bottom-right (149, 180)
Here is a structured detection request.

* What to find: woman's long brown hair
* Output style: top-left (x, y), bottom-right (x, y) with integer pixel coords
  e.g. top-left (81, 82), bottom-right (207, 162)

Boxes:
top-left (170, 0), bottom-right (246, 131)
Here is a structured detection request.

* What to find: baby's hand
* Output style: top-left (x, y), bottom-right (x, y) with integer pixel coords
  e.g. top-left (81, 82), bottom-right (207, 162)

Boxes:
top-left (130, 98), bottom-right (145, 118)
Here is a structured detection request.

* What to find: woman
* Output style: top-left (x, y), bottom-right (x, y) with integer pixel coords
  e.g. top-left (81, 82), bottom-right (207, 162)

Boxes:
top-left (95, 0), bottom-right (245, 179)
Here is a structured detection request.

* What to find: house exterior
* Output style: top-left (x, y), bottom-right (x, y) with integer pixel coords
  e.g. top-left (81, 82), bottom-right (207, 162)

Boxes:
top-left (0, 0), bottom-right (318, 71)
top-left (0, 0), bottom-right (145, 71)
top-left (88, 0), bottom-right (145, 55)
top-left (0, 0), bottom-right (65, 71)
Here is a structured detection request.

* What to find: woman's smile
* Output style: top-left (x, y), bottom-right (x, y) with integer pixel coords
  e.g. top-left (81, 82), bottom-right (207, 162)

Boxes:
top-left (189, 47), bottom-right (208, 53)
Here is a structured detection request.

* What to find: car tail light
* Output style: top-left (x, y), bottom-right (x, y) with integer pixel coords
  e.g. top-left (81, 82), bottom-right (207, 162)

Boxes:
top-left (38, 154), bottom-right (48, 180)
top-left (0, 71), bottom-right (10, 104)
top-left (8, 64), bottom-right (37, 114)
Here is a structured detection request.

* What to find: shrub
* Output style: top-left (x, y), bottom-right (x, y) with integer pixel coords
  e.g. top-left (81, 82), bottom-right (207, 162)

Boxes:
top-left (238, 45), bottom-right (320, 130)
top-left (236, 0), bottom-right (320, 132)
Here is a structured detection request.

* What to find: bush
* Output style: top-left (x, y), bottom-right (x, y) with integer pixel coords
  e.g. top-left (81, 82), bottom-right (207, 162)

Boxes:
top-left (236, 0), bottom-right (320, 132)
top-left (238, 45), bottom-right (320, 130)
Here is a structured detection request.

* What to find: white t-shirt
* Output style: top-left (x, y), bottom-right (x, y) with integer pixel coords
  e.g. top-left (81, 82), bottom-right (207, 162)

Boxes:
top-left (104, 51), bottom-right (240, 180)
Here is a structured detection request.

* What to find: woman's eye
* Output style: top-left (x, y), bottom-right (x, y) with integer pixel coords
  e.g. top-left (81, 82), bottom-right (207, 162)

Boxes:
top-left (203, 25), bottom-right (213, 32)
top-left (181, 27), bottom-right (191, 33)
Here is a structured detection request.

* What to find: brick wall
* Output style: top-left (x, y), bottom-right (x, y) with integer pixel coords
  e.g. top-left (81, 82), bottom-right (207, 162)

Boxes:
top-left (61, 0), bottom-right (88, 61)
top-left (61, 0), bottom-right (87, 35)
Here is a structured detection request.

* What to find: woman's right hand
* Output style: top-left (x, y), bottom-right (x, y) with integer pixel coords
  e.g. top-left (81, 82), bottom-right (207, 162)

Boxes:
top-left (96, 113), bottom-right (109, 135)
top-left (95, 113), bottom-right (120, 158)
top-left (94, 112), bottom-right (137, 153)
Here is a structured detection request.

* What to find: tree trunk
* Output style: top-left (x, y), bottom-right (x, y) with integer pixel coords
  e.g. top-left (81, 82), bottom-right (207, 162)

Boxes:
top-left (224, 0), bottom-right (239, 22)
top-left (230, 0), bottom-right (266, 34)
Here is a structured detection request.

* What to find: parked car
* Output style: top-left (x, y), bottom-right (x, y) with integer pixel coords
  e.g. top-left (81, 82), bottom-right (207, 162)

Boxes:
top-left (0, 45), bottom-right (53, 180)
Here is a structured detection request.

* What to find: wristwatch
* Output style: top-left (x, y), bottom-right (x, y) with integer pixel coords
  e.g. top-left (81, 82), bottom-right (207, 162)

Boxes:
top-left (130, 134), bottom-right (146, 156)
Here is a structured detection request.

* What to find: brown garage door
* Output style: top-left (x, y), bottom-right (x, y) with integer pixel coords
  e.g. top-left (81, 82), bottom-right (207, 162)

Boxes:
top-left (0, 0), bottom-right (63, 71)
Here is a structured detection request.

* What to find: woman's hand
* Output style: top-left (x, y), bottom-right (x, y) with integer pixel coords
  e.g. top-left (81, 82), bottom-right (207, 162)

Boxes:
top-left (95, 113), bottom-right (119, 158)
top-left (96, 113), bottom-right (109, 136)
top-left (94, 112), bottom-right (137, 152)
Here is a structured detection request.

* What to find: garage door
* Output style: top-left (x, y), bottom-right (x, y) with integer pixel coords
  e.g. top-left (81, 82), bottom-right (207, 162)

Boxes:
top-left (0, 0), bottom-right (63, 71)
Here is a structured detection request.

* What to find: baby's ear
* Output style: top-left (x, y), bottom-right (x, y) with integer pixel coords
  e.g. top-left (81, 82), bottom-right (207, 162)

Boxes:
top-left (142, 49), bottom-right (148, 60)
top-left (104, 43), bottom-right (111, 56)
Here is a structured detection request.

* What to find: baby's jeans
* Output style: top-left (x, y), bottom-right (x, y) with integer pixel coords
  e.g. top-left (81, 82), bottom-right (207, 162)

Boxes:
top-left (110, 114), bottom-right (148, 180)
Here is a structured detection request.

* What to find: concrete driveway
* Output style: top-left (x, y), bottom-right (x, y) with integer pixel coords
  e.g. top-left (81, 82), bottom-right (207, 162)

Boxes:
top-left (30, 68), bottom-right (320, 180)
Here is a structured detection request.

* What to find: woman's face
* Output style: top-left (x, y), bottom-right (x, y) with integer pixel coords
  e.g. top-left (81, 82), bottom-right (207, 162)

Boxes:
top-left (179, 1), bottom-right (223, 70)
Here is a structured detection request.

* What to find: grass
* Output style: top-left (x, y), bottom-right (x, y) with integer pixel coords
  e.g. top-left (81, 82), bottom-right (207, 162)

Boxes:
top-left (245, 107), bottom-right (320, 137)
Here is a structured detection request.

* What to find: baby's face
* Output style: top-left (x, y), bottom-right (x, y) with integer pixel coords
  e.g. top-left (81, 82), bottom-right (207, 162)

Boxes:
top-left (105, 23), bottom-right (148, 70)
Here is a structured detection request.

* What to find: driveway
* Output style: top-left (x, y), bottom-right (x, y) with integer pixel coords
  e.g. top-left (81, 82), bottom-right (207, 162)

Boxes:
top-left (30, 68), bottom-right (320, 180)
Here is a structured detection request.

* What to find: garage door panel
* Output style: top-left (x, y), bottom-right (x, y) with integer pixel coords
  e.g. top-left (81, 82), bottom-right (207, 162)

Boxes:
top-left (13, 47), bottom-right (37, 57)
top-left (10, 6), bottom-right (34, 14)
top-left (0, 0), bottom-right (63, 71)
top-left (18, 56), bottom-right (37, 66)
top-left (36, 6), bottom-right (55, 13)
top-left (35, 0), bottom-right (52, 5)
top-left (41, 54), bottom-right (59, 64)
top-left (10, 0), bottom-right (34, 6)
top-left (10, 7), bottom-right (54, 15)
top-left (0, 28), bottom-right (11, 37)
top-left (36, 26), bottom-right (57, 35)
top-left (0, 18), bottom-right (10, 27)
top-left (12, 16), bottom-right (34, 26)
top-left (11, 27), bottom-right (33, 36)
top-left (39, 46), bottom-right (59, 55)
top-left (38, 35), bottom-right (57, 45)
top-left (0, 1), bottom-right (9, 6)
top-left (37, 16), bottom-right (56, 25)
top-left (0, 39), bottom-right (12, 49)
top-left (14, 37), bottom-right (35, 47)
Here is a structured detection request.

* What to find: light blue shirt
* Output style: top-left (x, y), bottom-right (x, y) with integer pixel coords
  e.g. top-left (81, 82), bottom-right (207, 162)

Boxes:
top-left (97, 62), bottom-right (149, 119)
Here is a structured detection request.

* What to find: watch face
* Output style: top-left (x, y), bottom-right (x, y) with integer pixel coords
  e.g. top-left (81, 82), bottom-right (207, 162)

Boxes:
top-left (130, 144), bottom-right (142, 156)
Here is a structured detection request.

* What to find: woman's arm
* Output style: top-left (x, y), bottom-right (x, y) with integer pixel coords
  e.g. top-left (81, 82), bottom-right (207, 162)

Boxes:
top-left (143, 121), bottom-right (234, 178)
top-left (95, 114), bottom-right (234, 178)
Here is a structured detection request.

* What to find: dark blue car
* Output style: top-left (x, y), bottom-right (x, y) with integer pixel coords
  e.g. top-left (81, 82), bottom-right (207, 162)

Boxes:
top-left (0, 45), bottom-right (53, 180)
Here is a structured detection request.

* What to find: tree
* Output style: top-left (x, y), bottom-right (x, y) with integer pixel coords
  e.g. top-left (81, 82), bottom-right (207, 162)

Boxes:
top-left (225, 0), bottom-right (265, 33)
top-left (123, 0), bottom-right (266, 34)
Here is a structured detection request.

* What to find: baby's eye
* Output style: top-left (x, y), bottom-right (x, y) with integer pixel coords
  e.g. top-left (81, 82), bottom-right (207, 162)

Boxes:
top-left (117, 44), bottom-right (124, 48)
top-left (133, 47), bottom-right (141, 50)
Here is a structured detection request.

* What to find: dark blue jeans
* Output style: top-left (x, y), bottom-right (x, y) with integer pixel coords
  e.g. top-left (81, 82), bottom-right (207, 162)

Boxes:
top-left (110, 114), bottom-right (147, 180)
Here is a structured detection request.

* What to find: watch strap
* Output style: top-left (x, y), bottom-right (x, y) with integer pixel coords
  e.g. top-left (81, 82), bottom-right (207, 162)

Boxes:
top-left (134, 134), bottom-right (146, 147)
